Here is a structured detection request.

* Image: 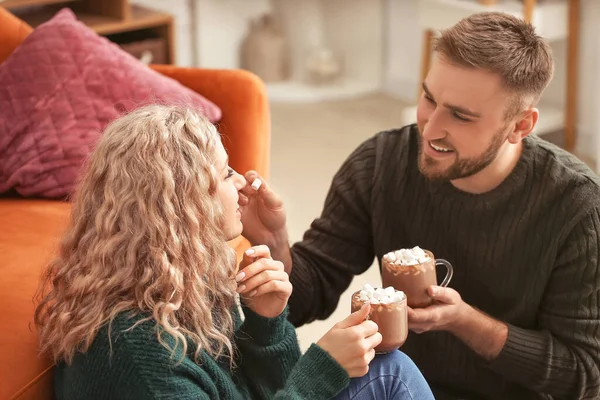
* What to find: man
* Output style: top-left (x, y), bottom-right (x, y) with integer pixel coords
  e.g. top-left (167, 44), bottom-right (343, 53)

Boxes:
top-left (240, 11), bottom-right (600, 400)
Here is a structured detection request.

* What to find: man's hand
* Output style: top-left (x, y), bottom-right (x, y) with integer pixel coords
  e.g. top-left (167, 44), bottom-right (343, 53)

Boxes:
top-left (239, 171), bottom-right (293, 273)
top-left (409, 285), bottom-right (508, 361)
top-left (408, 286), bottom-right (469, 333)
top-left (239, 171), bottom-right (287, 247)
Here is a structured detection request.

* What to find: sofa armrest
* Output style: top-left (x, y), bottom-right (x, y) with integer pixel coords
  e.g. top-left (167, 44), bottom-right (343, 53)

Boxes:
top-left (0, 8), bottom-right (33, 64)
top-left (151, 66), bottom-right (271, 179)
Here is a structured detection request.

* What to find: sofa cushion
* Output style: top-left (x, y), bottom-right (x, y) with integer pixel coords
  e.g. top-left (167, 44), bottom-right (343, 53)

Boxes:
top-left (0, 8), bottom-right (222, 199)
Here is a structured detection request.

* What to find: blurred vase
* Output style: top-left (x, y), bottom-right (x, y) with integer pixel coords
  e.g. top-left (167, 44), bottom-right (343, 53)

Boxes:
top-left (240, 14), bottom-right (290, 83)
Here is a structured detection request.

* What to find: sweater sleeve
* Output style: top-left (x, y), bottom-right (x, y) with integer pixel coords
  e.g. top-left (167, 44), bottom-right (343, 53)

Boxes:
top-left (287, 136), bottom-right (378, 327)
top-left (488, 207), bottom-right (600, 398)
top-left (236, 305), bottom-right (349, 399)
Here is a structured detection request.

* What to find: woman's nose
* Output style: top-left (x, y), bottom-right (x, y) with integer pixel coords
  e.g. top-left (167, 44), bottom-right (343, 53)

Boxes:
top-left (234, 171), bottom-right (246, 189)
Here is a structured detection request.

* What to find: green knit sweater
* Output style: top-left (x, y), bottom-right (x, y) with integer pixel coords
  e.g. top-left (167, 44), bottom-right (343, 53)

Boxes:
top-left (54, 305), bottom-right (349, 399)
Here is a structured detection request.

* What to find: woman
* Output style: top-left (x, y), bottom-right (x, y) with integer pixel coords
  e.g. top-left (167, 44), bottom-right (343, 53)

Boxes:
top-left (34, 105), bottom-right (434, 399)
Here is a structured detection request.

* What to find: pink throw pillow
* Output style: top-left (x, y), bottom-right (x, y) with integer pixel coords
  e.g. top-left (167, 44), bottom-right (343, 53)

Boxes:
top-left (0, 8), bottom-right (222, 199)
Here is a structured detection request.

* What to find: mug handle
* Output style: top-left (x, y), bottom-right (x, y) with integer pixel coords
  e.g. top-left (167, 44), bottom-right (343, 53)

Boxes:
top-left (436, 259), bottom-right (453, 287)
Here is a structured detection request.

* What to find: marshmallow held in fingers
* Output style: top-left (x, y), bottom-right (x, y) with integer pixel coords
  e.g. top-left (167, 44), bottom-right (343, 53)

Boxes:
top-left (251, 178), bottom-right (262, 191)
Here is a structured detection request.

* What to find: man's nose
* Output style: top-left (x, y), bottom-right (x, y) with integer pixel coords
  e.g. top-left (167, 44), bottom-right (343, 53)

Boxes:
top-left (421, 110), bottom-right (445, 141)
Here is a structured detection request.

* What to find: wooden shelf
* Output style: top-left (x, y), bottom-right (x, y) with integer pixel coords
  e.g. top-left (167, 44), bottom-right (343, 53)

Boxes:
top-left (12, 4), bottom-right (172, 36)
top-left (0, 0), bottom-right (77, 8)
top-left (417, 0), bottom-right (568, 41)
top-left (3, 0), bottom-right (176, 64)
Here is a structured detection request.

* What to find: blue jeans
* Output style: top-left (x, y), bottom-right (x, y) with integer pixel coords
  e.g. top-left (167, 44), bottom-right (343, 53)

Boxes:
top-left (333, 350), bottom-right (435, 400)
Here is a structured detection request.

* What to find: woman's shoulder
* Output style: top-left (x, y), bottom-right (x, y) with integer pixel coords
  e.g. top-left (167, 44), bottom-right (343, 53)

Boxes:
top-left (105, 311), bottom-right (157, 344)
top-left (68, 312), bottom-right (174, 367)
top-left (55, 312), bottom-right (223, 399)
top-left (96, 311), bottom-right (192, 364)
top-left (59, 311), bottom-right (195, 377)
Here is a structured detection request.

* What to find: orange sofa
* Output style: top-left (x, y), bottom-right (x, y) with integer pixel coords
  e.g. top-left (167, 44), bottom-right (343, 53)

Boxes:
top-left (0, 8), bottom-right (271, 400)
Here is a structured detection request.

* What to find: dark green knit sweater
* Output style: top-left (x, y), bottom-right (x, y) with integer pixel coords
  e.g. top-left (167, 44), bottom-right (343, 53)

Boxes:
top-left (54, 305), bottom-right (349, 399)
top-left (288, 124), bottom-right (600, 400)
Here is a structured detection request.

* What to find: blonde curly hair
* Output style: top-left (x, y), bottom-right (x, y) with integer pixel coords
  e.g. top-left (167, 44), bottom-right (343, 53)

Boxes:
top-left (34, 104), bottom-right (238, 366)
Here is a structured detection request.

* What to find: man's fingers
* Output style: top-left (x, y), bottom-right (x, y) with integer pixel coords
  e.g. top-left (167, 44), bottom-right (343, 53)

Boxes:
top-left (407, 308), bottom-right (430, 333)
top-left (428, 285), bottom-right (459, 304)
top-left (241, 171), bottom-right (283, 210)
top-left (239, 171), bottom-right (264, 197)
top-left (409, 325), bottom-right (427, 334)
top-left (407, 307), bottom-right (431, 324)
top-left (243, 170), bottom-right (261, 187)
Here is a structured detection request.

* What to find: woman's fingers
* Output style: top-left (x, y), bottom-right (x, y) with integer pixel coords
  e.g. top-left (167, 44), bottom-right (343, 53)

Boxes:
top-left (357, 320), bottom-right (379, 338)
top-left (242, 279), bottom-right (293, 299)
top-left (235, 245), bottom-right (289, 297)
top-left (364, 331), bottom-right (383, 351)
top-left (243, 245), bottom-right (272, 261)
top-left (237, 256), bottom-right (284, 283)
top-left (237, 269), bottom-right (289, 295)
top-left (237, 245), bottom-right (273, 278)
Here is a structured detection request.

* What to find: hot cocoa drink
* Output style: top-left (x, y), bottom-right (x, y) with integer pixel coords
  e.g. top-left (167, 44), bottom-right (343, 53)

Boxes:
top-left (351, 284), bottom-right (408, 354)
top-left (382, 246), bottom-right (453, 308)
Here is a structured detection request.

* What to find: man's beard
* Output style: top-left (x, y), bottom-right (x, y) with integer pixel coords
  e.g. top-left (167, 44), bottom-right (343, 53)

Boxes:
top-left (417, 127), bottom-right (508, 181)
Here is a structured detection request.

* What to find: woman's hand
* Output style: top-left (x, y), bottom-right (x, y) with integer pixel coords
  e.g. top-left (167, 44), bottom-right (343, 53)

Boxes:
top-left (236, 245), bottom-right (292, 318)
top-left (316, 304), bottom-right (382, 378)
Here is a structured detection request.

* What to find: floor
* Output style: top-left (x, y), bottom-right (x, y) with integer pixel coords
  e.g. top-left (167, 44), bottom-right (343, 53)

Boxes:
top-left (267, 93), bottom-right (595, 351)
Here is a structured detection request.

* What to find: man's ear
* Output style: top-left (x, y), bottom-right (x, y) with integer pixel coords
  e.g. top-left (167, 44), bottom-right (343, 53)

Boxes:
top-left (508, 108), bottom-right (538, 144)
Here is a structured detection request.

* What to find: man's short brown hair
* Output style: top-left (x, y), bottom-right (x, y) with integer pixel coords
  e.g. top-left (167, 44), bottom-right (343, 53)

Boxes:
top-left (434, 12), bottom-right (554, 117)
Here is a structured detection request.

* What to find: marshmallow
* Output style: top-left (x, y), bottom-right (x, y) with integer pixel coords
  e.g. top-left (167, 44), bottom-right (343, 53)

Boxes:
top-left (357, 284), bottom-right (405, 305)
top-left (384, 246), bottom-right (430, 266)
top-left (358, 291), bottom-right (370, 302)
top-left (385, 251), bottom-right (397, 263)
top-left (251, 178), bottom-right (262, 191)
